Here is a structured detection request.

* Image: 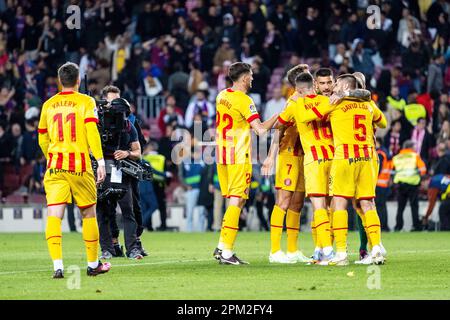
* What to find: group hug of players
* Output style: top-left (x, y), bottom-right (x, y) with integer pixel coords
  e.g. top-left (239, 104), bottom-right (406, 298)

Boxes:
top-left (213, 62), bottom-right (387, 266)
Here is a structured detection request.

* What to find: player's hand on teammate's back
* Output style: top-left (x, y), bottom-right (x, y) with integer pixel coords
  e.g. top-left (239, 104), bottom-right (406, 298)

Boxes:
top-left (96, 164), bottom-right (106, 185)
top-left (114, 150), bottom-right (129, 160)
top-left (329, 92), bottom-right (344, 105)
top-left (262, 156), bottom-right (274, 176)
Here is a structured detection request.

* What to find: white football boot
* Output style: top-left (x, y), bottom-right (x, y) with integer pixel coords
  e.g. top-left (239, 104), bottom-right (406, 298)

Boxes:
top-left (325, 251), bottom-right (349, 266)
top-left (269, 250), bottom-right (295, 264)
top-left (371, 245), bottom-right (386, 265)
top-left (286, 251), bottom-right (313, 263)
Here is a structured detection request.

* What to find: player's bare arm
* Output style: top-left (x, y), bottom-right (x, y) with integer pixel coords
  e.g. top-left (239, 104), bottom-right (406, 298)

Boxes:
top-left (329, 88), bottom-right (371, 105)
top-left (262, 127), bottom-right (284, 176)
top-left (250, 112), bottom-right (279, 136)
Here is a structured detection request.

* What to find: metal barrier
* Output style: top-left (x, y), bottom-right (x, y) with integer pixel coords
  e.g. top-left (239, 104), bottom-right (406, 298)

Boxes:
top-left (136, 95), bottom-right (166, 120)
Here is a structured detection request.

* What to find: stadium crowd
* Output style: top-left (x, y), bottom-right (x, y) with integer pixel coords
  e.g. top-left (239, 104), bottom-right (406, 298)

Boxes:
top-left (0, 0), bottom-right (449, 231)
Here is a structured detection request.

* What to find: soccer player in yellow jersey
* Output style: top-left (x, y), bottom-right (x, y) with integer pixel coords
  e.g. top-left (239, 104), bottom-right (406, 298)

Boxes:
top-left (262, 64), bottom-right (312, 264)
top-left (213, 62), bottom-right (279, 265)
top-left (274, 72), bottom-right (336, 264)
top-left (299, 74), bottom-right (387, 265)
top-left (38, 62), bottom-right (110, 278)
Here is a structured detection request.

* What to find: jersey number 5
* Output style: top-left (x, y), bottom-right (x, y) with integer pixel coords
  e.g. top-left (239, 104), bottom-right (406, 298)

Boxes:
top-left (53, 112), bottom-right (76, 142)
top-left (354, 114), bottom-right (367, 141)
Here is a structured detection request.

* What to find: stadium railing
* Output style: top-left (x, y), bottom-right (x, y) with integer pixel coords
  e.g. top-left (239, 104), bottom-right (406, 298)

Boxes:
top-left (137, 95), bottom-right (166, 122)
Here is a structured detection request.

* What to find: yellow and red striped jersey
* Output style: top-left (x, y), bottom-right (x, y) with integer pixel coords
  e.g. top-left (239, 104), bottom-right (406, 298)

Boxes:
top-left (300, 98), bottom-right (385, 160)
top-left (38, 91), bottom-right (102, 172)
top-left (279, 94), bottom-right (334, 165)
top-left (215, 88), bottom-right (260, 165)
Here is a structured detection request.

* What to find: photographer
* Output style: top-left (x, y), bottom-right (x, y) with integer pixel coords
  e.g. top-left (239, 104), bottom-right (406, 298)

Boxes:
top-left (96, 85), bottom-right (143, 260)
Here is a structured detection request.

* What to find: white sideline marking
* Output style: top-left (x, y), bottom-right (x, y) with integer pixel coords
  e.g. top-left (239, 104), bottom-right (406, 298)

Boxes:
top-left (2, 249), bottom-right (450, 276)
top-left (0, 258), bottom-right (211, 276)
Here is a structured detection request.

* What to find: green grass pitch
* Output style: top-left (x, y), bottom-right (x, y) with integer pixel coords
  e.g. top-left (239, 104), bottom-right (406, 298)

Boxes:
top-left (1, 231), bottom-right (449, 300)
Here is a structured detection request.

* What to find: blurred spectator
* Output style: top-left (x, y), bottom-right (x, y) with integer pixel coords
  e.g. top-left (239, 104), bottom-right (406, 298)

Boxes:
top-left (185, 89), bottom-right (214, 130)
top-left (427, 54), bottom-right (445, 93)
top-left (168, 62), bottom-right (189, 109)
top-left (262, 20), bottom-right (282, 69)
top-left (351, 38), bottom-right (375, 77)
top-left (187, 62), bottom-right (203, 95)
top-left (213, 37), bottom-right (236, 69)
top-left (179, 146), bottom-right (205, 232)
top-left (143, 74), bottom-right (163, 97)
top-left (158, 95), bottom-right (184, 135)
top-left (384, 119), bottom-right (403, 156)
top-left (263, 87), bottom-right (285, 121)
top-left (10, 122), bottom-right (22, 168)
top-left (216, 60), bottom-right (231, 93)
top-left (89, 59), bottom-right (111, 90)
top-left (375, 137), bottom-right (392, 232)
top-left (299, 7), bottom-right (321, 58)
top-left (411, 117), bottom-right (435, 165)
top-left (250, 56), bottom-right (271, 103)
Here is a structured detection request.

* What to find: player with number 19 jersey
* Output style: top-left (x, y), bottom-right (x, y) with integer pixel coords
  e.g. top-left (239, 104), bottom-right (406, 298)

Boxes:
top-left (38, 90), bottom-right (103, 208)
top-left (215, 88), bottom-right (260, 199)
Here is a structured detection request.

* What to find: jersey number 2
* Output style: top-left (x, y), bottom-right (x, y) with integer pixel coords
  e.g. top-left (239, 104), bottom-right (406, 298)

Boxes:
top-left (53, 112), bottom-right (76, 142)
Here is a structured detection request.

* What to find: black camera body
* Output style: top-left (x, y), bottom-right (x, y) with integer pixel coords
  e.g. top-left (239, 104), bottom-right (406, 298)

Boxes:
top-left (94, 97), bottom-right (153, 201)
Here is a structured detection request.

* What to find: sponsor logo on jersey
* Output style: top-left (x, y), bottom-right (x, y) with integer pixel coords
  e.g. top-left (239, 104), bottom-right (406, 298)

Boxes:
top-left (284, 178), bottom-right (292, 186)
top-left (249, 104), bottom-right (257, 113)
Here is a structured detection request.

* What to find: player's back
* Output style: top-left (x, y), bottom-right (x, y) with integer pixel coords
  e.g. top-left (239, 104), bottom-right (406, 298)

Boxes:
top-left (215, 88), bottom-right (259, 165)
top-left (329, 99), bottom-right (379, 160)
top-left (39, 91), bottom-right (98, 172)
top-left (293, 94), bottom-right (334, 164)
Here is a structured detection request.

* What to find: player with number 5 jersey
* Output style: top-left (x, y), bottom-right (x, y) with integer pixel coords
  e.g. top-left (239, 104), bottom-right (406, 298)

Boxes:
top-left (213, 62), bottom-right (279, 266)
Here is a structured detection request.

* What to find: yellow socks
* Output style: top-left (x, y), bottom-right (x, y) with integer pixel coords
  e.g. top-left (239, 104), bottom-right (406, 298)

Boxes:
top-left (314, 208), bottom-right (332, 248)
top-left (286, 209), bottom-right (300, 253)
top-left (270, 205), bottom-right (286, 253)
top-left (356, 207), bottom-right (372, 249)
top-left (82, 217), bottom-right (100, 266)
top-left (332, 210), bottom-right (348, 253)
top-left (46, 216), bottom-right (63, 270)
top-left (220, 206), bottom-right (241, 251)
top-left (328, 208), bottom-right (334, 244)
top-left (311, 219), bottom-right (318, 248)
top-left (365, 210), bottom-right (381, 247)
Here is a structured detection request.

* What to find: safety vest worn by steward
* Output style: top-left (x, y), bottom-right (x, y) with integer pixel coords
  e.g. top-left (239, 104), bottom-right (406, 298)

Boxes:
top-left (376, 149), bottom-right (393, 188)
top-left (392, 148), bottom-right (426, 186)
top-left (182, 162), bottom-right (204, 189)
top-left (404, 103), bottom-right (426, 126)
top-left (143, 153), bottom-right (166, 183)
top-left (387, 96), bottom-right (406, 111)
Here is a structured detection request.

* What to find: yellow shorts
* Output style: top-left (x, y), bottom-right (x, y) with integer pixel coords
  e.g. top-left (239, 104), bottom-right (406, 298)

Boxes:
top-left (217, 163), bottom-right (252, 200)
top-left (275, 154), bottom-right (305, 193)
top-left (329, 158), bottom-right (376, 200)
top-left (303, 160), bottom-right (333, 197)
top-left (44, 168), bottom-right (97, 208)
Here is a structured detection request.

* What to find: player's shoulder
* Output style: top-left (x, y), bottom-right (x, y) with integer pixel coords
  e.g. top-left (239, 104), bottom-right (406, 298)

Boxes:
top-left (74, 92), bottom-right (96, 103)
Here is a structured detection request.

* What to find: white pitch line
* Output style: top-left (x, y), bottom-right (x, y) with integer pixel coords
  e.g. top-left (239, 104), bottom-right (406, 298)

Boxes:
top-left (2, 249), bottom-right (450, 276)
top-left (0, 258), bottom-right (211, 276)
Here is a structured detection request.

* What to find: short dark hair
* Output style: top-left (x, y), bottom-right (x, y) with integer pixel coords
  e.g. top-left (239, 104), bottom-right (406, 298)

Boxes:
top-left (287, 64), bottom-right (309, 87)
top-left (295, 72), bottom-right (314, 87)
top-left (228, 62), bottom-right (252, 82)
top-left (58, 62), bottom-right (79, 87)
top-left (336, 73), bottom-right (357, 89)
top-left (314, 68), bottom-right (333, 79)
top-left (101, 85), bottom-right (121, 98)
